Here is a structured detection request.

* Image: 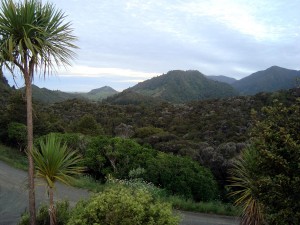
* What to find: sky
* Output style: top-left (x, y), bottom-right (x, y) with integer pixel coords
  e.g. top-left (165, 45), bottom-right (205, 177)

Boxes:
top-left (5, 0), bottom-right (300, 92)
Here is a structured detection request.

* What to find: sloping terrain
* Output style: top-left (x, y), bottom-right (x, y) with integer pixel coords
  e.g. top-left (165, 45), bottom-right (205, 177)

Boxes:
top-left (232, 66), bottom-right (300, 95)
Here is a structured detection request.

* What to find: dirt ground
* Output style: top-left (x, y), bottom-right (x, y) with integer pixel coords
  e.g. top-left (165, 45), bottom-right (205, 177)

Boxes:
top-left (0, 160), bottom-right (239, 225)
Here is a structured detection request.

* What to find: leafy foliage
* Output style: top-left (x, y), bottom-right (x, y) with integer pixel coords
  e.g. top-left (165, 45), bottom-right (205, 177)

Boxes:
top-left (230, 99), bottom-right (300, 224)
top-left (67, 185), bottom-right (180, 225)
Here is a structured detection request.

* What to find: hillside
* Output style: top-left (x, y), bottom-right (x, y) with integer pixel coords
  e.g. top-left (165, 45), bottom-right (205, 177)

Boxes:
top-left (129, 70), bottom-right (239, 103)
top-left (83, 86), bottom-right (118, 101)
top-left (29, 85), bottom-right (84, 104)
top-left (206, 75), bottom-right (237, 84)
top-left (232, 66), bottom-right (300, 95)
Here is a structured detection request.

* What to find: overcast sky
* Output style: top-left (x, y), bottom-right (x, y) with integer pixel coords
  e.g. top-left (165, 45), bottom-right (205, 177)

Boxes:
top-left (6, 0), bottom-right (300, 92)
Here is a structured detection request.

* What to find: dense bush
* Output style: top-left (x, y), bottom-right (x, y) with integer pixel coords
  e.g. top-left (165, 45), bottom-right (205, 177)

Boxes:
top-left (67, 186), bottom-right (180, 225)
top-left (84, 136), bottom-right (218, 201)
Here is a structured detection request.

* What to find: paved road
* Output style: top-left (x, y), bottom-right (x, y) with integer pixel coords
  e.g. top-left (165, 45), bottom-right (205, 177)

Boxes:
top-left (179, 211), bottom-right (239, 225)
top-left (0, 160), bottom-right (239, 225)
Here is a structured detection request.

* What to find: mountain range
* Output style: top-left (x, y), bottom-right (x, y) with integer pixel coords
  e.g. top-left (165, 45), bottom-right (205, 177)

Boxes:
top-left (2, 66), bottom-right (300, 104)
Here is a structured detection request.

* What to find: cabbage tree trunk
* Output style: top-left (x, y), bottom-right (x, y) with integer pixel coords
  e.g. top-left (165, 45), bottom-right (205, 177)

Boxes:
top-left (49, 187), bottom-right (56, 225)
top-left (25, 66), bottom-right (36, 225)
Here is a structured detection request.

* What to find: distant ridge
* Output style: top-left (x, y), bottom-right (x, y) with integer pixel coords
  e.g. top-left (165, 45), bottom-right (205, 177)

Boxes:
top-left (29, 85), bottom-right (84, 104)
top-left (18, 85), bottom-right (118, 104)
top-left (206, 75), bottom-right (237, 84)
top-left (128, 70), bottom-right (239, 103)
top-left (232, 66), bottom-right (300, 95)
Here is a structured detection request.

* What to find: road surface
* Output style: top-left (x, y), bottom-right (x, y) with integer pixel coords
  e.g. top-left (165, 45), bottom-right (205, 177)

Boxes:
top-left (0, 160), bottom-right (239, 225)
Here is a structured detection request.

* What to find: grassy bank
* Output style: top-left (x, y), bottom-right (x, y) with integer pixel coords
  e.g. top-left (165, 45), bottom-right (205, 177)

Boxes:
top-left (0, 144), bottom-right (240, 216)
top-left (0, 144), bottom-right (28, 170)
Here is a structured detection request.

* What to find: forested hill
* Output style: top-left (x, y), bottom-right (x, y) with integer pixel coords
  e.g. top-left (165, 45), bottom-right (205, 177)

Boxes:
top-left (83, 86), bottom-right (118, 101)
top-left (232, 66), bottom-right (300, 95)
top-left (128, 70), bottom-right (239, 103)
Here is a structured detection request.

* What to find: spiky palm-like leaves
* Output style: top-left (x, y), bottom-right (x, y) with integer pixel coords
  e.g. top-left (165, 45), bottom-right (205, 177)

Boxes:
top-left (0, 0), bottom-right (77, 72)
top-left (0, 1), bottom-right (77, 224)
top-left (229, 148), bottom-right (265, 225)
top-left (32, 133), bottom-right (84, 225)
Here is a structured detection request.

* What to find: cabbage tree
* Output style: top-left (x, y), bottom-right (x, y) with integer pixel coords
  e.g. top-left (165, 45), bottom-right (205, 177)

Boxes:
top-left (33, 133), bottom-right (84, 225)
top-left (0, 1), bottom-right (77, 224)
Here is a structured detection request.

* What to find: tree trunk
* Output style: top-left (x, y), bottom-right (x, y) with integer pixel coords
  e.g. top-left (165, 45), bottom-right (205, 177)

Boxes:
top-left (25, 77), bottom-right (36, 225)
top-left (49, 188), bottom-right (56, 225)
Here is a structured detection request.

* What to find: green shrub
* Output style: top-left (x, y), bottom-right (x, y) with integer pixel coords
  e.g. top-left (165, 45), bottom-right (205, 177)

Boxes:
top-left (145, 152), bottom-right (218, 201)
top-left (67, 186), bottom-right (180, 225)
top-left (18, 201), bottom-right (71, 225)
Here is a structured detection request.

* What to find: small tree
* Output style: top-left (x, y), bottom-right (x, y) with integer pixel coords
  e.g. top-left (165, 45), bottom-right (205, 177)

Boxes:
top-left (32, 133), bottom-right (84, 225)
